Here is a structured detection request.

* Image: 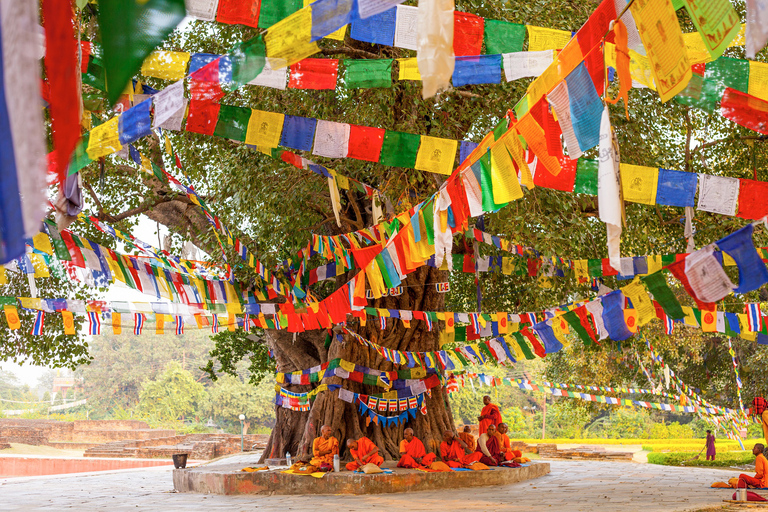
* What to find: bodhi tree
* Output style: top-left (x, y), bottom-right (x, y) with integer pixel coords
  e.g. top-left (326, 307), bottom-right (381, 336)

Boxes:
top-left (8, 0), bottom-right (768, 461)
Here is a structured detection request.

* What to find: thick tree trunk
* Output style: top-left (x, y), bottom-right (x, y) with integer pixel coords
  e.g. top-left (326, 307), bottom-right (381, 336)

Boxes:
top-left (259, 264), bottom-right (454, 462)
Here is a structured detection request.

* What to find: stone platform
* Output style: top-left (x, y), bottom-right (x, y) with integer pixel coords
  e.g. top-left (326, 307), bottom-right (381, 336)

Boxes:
top-left (173, 460), bottom-right (550, 496)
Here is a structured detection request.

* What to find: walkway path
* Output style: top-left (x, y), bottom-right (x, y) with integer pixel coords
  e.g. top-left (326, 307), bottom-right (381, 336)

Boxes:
top-left (0, 458), bottom-right (743, 511)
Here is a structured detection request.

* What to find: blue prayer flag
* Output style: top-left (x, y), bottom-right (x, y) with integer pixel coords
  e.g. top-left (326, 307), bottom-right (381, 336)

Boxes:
top-left (118, 99), bottom-right (152, 144)
top-left (310, 0), bottom-right (357, 41)
top-left (656, 168), bottom-right (697, 207)
top-left (280, 115), bottom-right (317, 151)
top-left (459, 140), bottom-right (478, 163)
top-left (716, 224), bottom-right (768, 293)
top-left (600, 291), bottom-right (633, 341)
top-left (565, 62), bottom-right (602, 152)
top-left (452, 55), bottom-right (502, 87)
top-left (350, 7), bottom-right (396, 45)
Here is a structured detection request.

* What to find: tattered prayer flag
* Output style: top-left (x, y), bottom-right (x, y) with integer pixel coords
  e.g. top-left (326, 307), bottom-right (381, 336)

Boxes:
top-left (415, 136), bottom-right (457, 175)
top-left (629, 0), bottom-right (691, 102)
top-left (99, 0), bottom-right (186, 105)
top-left (619, 164), bottom-right (658, 205)
top-left (641, 271), bottom-right (684, 319)
top-left (416, 0), bottom-right (454, 99)
top-left (245, 110), bottom-right (285, 148)
top-left (288, 58), bottom-right (339, 90)
top-left (347, 125), bottom-right (385, 162)
top-left (484, 19), bottom-right (526, 54)
top-left (526, 26), bottom-right (573, 51)
top-left (453, 11), bottom-right (484, 56)
top-left (216, 0), bottom-right (260, 28)
top-left (746, 0), bottom-right (768, 59)
top-left (379, 130), bottom-right (420, 168)
top-left (141, 51), bottom-right (190, 80)
top-left (343, 59), bottom-right (393, 89)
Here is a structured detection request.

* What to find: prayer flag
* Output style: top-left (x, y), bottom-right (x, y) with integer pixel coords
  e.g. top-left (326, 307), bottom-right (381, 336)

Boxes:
top-left (98, 0), bottom-right (186, 104)
top-left (350, 8), bottom-right (396, 45)
top-left (134, 313), bottom-right (145, 335)
top-left (484, 20), bottom-right (526, 54)
top-left (313, 120), bottom-right (350, 158)
top-left (721, 88), bottom-right (768, 136)
top-left (258, 0), bottom-right (302, 28)
top-left (112, 312), bottom-right (122, 334)
top-left (288, 58), bottom-right (339, 89)
top-left (31, 311), bottom-right (44, 336)
top-left (88, 311), bottom-right (101, 335)
top-left (620, 164), bottom-right (658, 205)
top-left (343, 59), bottom-right (393, 89)
top-left (214, 104), bottom-right (252, 142)
top-left (716, 224), bottom-right (768, 293)
top-left (245, 110), bottom-right (285, 148)
top-left (0, 0), bottom-right (47, 264)
top-left (393, 4), bottom-right (418, 50)
top-left (415, 136), bottom-right (457, 175)
top-left (280, 116), bottom-right (317, 151)
top-left (453, 11), bottom-right (484, 56)
top-left (185, 0), bottom-right (219, 20)
top-left (62, 311), bottom-right (76, 335)
top-left (216, 0), bottom-right (260, 28)
top-left (379, 130), bottom-right (420, 168)
top-left (697, 174), bottom-right (739, 216)
top-left (452, 55), bottom-right (502, 87)
top-left (140, 51), bottom-right (190, 80)
top-left (263, 6), bottom-right (319, 66)
top-left (526, 26), bottom-right (573, 51)
top-left (746, 0), bottom-right (768, 59)
top-left (565, 62), bottom-right (603, 153)
top-left (746, 303), bottom-right (763, 332)
top-left (347, 125), bottom-right (385, 162)
top-left (700, 305), bottom-right (717, 332)
top-left (656, 168), bottom-right (697, 207)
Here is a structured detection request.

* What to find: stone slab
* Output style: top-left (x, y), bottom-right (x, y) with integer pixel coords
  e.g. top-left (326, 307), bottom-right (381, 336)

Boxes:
top-left (173, 461), bottom-right (550, 495)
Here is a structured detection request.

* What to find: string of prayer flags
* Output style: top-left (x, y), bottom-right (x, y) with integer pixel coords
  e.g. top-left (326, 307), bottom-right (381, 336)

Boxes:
top-left (0, 0), bottom-right (48, 264)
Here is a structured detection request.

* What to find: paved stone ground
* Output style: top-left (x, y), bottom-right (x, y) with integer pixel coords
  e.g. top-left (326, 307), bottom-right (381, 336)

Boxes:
top-left (0, 458), bottom-right (751, 512)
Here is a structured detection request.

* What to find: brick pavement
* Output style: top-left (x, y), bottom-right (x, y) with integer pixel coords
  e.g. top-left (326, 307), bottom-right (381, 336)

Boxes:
top-left (0, 458), bottom-right (746, 511)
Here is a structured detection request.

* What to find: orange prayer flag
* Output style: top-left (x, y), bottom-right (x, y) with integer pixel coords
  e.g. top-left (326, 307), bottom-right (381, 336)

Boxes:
top-left (62, 311), bottom-right (76, 335)
top-left (156, 314), bottom-right (165, 334)
top-left (4, 305), bottom-right (20, 330)
top-left (228, 314), bottom-right (237, 331)
top-left (112, 312), bottom-right (122, 335)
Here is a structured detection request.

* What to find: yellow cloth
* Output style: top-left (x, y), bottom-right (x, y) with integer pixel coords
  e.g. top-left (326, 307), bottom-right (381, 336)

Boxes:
top-left (141, 51), bottom-right (190, 80)
top-left (415, 136), bottom-right (458, 176)
top-left (526, 26), bottom-right (572, 51)
top-left (246, 110), bottom-right (285, 148)
top-left (398, 58), bottom-right (421, 80)
top-left (620, 164), bottom-right (659, 205)
top-left (489, 141), bottom-right (523, 203)
top-left (281, 469), bottom-right (327, 478)
top-left (749, 61), bottom-right (768, 102)
top-left (310, 436), bottom-right (338, 466)
top-left (264, 7), bottom-right (318, 66)
top-left (87, 117), bottom-right (122, 159)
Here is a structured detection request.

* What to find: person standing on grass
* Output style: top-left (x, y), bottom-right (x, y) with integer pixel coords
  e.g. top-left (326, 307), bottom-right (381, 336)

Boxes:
top-left (705, 430), bottom-right (716, 461)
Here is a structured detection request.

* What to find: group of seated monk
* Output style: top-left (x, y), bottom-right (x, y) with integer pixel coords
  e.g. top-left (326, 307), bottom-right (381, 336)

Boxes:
top-left (306, 420), bottom-right (526, 472)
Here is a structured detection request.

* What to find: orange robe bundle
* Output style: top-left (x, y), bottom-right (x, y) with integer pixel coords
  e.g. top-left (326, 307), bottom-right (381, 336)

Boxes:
top-left (310, 436), bottom-right (339, 466)
top-left (458, 432), bottom-right (476, 452)
top-left (479, 403), bottom-right (502, 434)
top-left (345, 436), bottom-right (384, 471)
top-left (494, 432), bottom-right (522, 460)
top-left (440, 440), bottom-right (483, 468)
top-left (397, 437), bottom-right (437, 468)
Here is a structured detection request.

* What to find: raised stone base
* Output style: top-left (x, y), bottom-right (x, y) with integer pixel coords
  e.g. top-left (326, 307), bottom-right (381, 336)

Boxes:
top-left (173, 461), bottom-right (550, 495)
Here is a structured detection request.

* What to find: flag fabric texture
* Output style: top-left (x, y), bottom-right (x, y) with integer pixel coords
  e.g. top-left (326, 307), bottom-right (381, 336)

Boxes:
top-left (0, 0), bottom-right (47, 264)
top-left (31, 311), bottom-right (44, 336)
top-left (88, 311), bottom-right (101, 335)
top-left (134, 313), bottom-right (145, 335)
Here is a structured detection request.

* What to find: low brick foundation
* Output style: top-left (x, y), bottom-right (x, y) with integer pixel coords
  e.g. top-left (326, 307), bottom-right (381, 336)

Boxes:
top-left (537, 443), bottom-right (634, 461)
top-left (173, 461), bottom-right (551, 495)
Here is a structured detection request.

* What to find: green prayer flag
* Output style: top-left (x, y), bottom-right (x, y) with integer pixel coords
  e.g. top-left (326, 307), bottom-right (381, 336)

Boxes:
top-left (660, 254), bottom-right (676, 266)
top-left (476, 151), bottom-right (508, 212)
top-left (0, 296), bottom-right (17, 306)
top-left (512, 332), bottom-right (535, 360)
top-left (214, 105), bottom-right (252, 142)
top-left (454, 326), bottom-right (467, 342)
top-left (83, 57), bottom-right (106, 92)
top-left (98, 0), bottom-right (186, 105)
top-left (228, 36), bottom-right (267, 89)
top-left (379, 130), bottom-right (420, 168)
top-left (258, 0), bottom-right (302, 28)
top-left (484, 20), bottom-right (526, 54)
top-left (562, 310), bottom-right (594, 346)
top-left (69, 135), bottom-right (92, 176)
top-left (693, 57), bottom-right (749, 113)
top-left (45, 220), bottom-right (71, 262)
top-left (574, 159), bottom-right (598, 195)
top-left (343, 59), bottom-right (393, 89)
top-left (478, 342), bottom-right (495, 361)
top-left (375, 254), bottom-right (394, 288)
top-left (587, 258), bottom-right (602, 277)
top-left (150, 162), bottom-right (168, 184)
top-left (641, 271), bottom-right (685, 319)
top-left (421, 203), bottom-right (435, 245)
top-left (492, 119), bottom-right (507, 140)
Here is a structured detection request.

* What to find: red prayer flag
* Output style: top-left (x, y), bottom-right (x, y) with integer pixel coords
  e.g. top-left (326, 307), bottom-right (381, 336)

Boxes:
top-left (533, 156), bottom-right (577, 191)
top-left (186, 59), bottom-right (224, 135)
top-left (216, 0), bottom-right (261, 28)
top-left (288, 59), bottom-right (339, 90)
top-left (453, 12), bottom-right (484, 56)
top-left (80, 42), bottom-right (92, 73)
top-left (43, 0), bottom-right (80, 187)
top-left (347, 125), bottom-right (385, 162)
top-left (601, 259), bottom-right (618, 276)
top-left (576, 0), bottom-right (616, 56)
top-left (721, 88), bottom-right (768, 135)
top-left (737, 178), bottom-right (768, 219)
top-left (582, 44), bottom-right (605, 96)
top-left (462, 254), bottom-right (475, 273)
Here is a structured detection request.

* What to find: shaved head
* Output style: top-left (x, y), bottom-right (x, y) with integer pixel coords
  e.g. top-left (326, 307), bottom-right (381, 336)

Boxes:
top-left (321, 425), bottom-right (332, 439)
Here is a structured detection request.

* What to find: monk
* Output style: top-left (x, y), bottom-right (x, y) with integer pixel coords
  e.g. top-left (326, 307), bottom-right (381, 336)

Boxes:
top-left (310, 425), bottom-right (339, 468)
top-left (477, 395), bottom-right (502, 434)
top-left (476, 423), bottom-right (503, 466)
top-left (737, 443), bottom-right (768, 489)
top-left (440, 430), bottom-right (483, 468)
top-left (345, 436), bottom-right (383, 471)
top-left (495, 423), bottom-right (523, 461)
top-left (397, 428), bottom-right (437, 468)
top-left (458, 425), bottom-right (476, 452)
top-left (752, 397), bottom-right (768, 446)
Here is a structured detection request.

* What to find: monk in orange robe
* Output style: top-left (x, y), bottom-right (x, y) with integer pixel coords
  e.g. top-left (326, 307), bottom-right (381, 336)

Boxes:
top-left (476, 423), bottom-right (503, 466)
top-left (494, 423), bottom-right (522, 461)
top-left (440, 430), bottom-right (484, 468)
top-left (397, 428), bottom-right (436, 468)
top-left (345, 436), bottom-right (384, 471)
top-left (310, 425), bottom-right (339, 467)
top-left (477, 395), bottom-right (502, 435)
top-left (458, 425), bottom-right (476, 452)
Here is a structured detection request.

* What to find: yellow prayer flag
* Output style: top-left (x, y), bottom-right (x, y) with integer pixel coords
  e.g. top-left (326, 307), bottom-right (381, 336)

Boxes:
top-left (29, 253), bottom-right (49, 278)
top-left (526, 61), bottom-right (560, 105)
top-left (682, 32), bottom-right (712, 65)
top-left (156, 314), bottom-right (165, 334)
top-left (526, 26), bottom-right (573, 52)
top-left (497, 313), bottom-right (508, 334)
top-left (629, 0), bottom-right (692, 102)
top-left (397, 58), bottom-right (422, 80)
top-left (245, 110), bottom-right (284, 148)
top-left (140, 51), bottom-right (191, 80)
top-left (628, 49), bottom-right (656, 90)
top-left (336, 173), bottom-right (349, 190)
top-left (0, 267), bottom-right (5, 285)
top-left (646, 255), bottom-right (663, 274)
top-left (19, 297), bottom-right (40, 311)
top-left (624, 309), bottom-right (638, 333)
top-left (264, 7), bottom-right (319, 66)
top-left (701, 307), bottom-right (717, 332)
top-left (490, 140), bottom-right (524, 203)
top-left (748, 61), bottom-right (768, 102)
top-left (112, 312), bottom-right (122, 335)
top-left (340, 359), bottom-right (355, 372)
top-left (32, 233), bottom-right (53, 255)
top-left (87, 117), bottom-right (122, 160)
top-left (574, 260), bottom-right (589, 281)
top-left (620, 164), bottom-right (659, 205)
top-left (228, 314), bottom-right (237, 331)
top-left (4, 305), bottom-right (20, 330)
top-left (621, 278), bottom-right (655, 325)
top-left (415, 136), bottom-right (458, 175)
top-left (681, 306), bottom-right (698, 327)
top-left (62, 311), bottom-right (76, 335)
top-left (722, 252), bottom-right (736, 266)
top-left (502, 257), bottom-right (513, 275)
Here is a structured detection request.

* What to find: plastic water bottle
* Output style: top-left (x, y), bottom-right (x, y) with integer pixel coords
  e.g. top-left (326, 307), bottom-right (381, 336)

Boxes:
top-left (333, 453), bottom-right (340, 472)
top-left (285, 452), bottom-right (291, 467)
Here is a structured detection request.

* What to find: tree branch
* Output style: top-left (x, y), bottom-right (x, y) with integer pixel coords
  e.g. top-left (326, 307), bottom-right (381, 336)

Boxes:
top-left (96, 196), bottom-right (176, 223)
top-left (691, 134), bottom-right (768, 156)
top-left (319, 45), bottom-right (380, 59)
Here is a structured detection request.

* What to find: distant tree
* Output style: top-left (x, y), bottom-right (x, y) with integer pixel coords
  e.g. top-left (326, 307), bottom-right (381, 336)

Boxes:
top-left (204, 375), bottom-right (276, 429)
top-left (136, 362), bottom-right (208, 422)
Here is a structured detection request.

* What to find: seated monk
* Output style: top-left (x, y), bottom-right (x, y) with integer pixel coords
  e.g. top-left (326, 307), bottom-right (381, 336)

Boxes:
top-left (310, 425), bottom-right (339, 468)
top-left (345, 436), bottom-right (384, 471)
top-left (458, 425), bottom-right (476, 452)
top-left (476, 423), bottom-right (503, 466)
top-left (494, 423), bottom-right (523, 461)
top-left (397, 428), bottom-right (437, 468)
top-left (477, 395), bottom-right (502, 435)
top-left (440, 430), bottom-right (483, 468)
top-left (737, 443), bottom-right (768, 489)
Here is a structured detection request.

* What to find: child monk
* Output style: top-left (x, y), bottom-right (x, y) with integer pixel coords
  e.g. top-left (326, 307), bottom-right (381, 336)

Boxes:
top-left (345, 436), bottom-right (383, 471)
top-left (397, 428), bottom-right (436, 468)
top-left (440, 430), bottom-right (483, 468)
top-left (310, 425), bottom-right (338, 469)
top-left (477, 395), bottom-right (502, 434)
top-left (494, 423), bottom-right (523, 461)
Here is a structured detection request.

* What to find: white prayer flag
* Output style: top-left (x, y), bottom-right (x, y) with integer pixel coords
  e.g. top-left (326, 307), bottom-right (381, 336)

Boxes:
top-left (597, 106), bottom-right (623, 271)
top-left (746, 0), bottom-right (768, 59)
top-left (358, 0), bottom-right (405, 18)
top-left (684, 245), bottom-right (734, 303)
top-left (393, 4), bottom-right (418, 50)
top-left (152, 80), bottom-right (186, 129)
top-left (185, 0), bottom-right (219, 21)
top-left (248, 58), bottom-right (288, 90)
top-left (313, 120), bottom-right (350, 158)
top-left (461, 170), bottom-right (484, 216)
top-left (697, 174), bottom-right (739, 216)
top-left (502, 50), bottom-right (554, 82)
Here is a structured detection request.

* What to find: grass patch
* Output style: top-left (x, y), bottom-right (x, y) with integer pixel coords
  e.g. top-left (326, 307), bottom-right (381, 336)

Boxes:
top-left (647, 451), bottom-right (755, 467)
